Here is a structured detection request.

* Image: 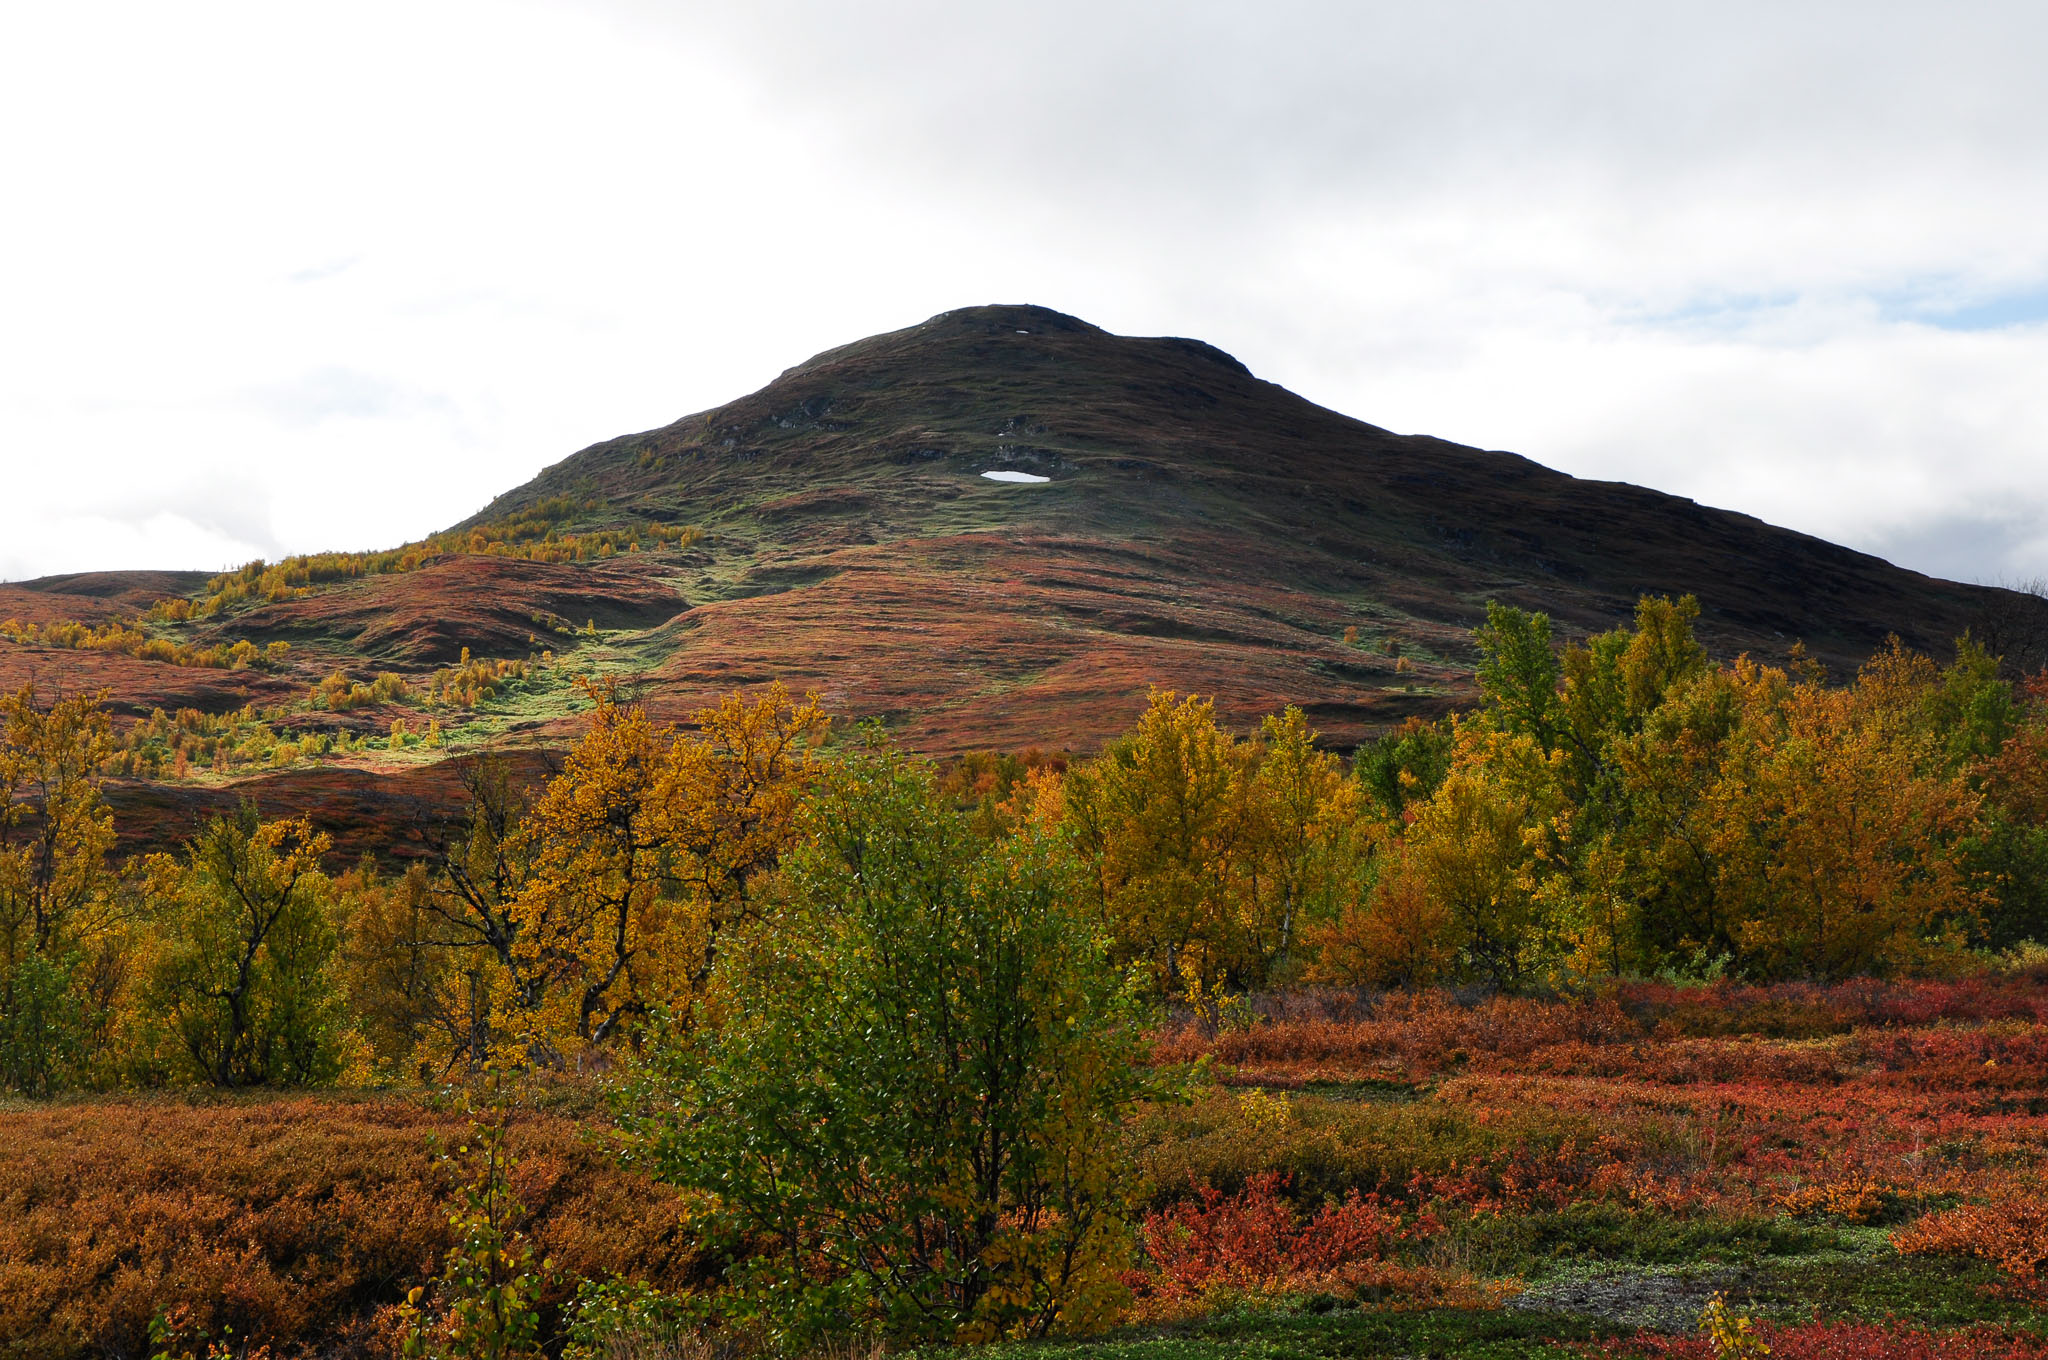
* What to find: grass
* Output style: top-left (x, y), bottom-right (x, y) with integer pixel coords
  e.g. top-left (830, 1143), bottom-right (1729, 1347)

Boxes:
top-left (1449, 1205), bottom-right (1844, 1276)
top-left (913, 1305), bottom-right (1618, 1360)
top-left (1749, 1252), bottom-right (2040, 1330)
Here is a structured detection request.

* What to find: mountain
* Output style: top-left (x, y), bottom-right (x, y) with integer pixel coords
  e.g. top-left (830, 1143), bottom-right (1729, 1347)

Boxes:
top-left (452, 302), bottom-right (2036, 737)
top-left (5, 304), bottom-right (2042, 858)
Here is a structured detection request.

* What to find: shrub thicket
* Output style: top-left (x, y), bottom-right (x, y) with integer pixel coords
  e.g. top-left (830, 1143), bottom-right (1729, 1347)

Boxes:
top-left (631, 738), bottom-right (1156, 1345)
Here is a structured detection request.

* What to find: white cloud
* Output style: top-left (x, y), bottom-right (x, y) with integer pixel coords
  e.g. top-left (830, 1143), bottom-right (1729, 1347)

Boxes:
top-left (2, 1), bottom-right (2045, 585)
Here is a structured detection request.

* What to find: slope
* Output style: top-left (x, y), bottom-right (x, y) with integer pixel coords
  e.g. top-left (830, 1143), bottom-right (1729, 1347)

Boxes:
top-left (4, 303), bottom-right (2042, 858)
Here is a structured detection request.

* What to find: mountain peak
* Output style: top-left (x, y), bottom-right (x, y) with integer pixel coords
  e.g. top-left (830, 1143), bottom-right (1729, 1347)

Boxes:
top-left (928, 302), bottom-right (1101, 334)
top-left (778, 304), bottom-right (1252, 383)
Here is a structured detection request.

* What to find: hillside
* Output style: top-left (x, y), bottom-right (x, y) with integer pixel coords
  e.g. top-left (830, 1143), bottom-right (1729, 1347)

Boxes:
top-left (4, 303), bottom-right (2042, 857)
top-left (466, 303), bottom-right (2037, 731)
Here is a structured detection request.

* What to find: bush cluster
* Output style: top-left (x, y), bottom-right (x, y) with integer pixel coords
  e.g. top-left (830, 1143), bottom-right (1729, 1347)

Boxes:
top-left (0, 616), bottom-right (287, 670)
top-left (0, 1097), bottom-right (697, 1359)
top-left (156, 497), bottom-right (700, 620)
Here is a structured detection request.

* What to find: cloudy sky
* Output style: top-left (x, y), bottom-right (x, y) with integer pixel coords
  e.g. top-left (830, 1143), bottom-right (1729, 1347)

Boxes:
top-left (4, 1), bottom-right (2046, 586)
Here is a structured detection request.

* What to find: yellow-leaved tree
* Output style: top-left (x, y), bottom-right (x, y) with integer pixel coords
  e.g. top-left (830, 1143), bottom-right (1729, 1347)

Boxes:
top-left (649, 683), bottom-right (829, 992)
top-left (1063, 690), bottom-right (1258, 1009)
top-left (506, 692), bottom-right (685, 1056)
top-left (503, 682), bottom-right (825, 1063)
top-left (1709, 643), bottom-right (1984, 979)
top-left (1395, 724), bottom-right (1565, 992)
top-left (1244, 705), bottom-right (1372, 978)
top-left (336, 756), bottom-right (547, 1079)
top-left (1063, 693), bottom-right (1371, 1009)
top-left (0, 684), bottom-right (119, 1093)
top-left (146, 806), bottom-right (343, 1087)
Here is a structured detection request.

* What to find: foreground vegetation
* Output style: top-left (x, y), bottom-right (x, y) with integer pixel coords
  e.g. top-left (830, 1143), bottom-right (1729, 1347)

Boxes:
top-left (2, 595), bottom-right (2046, 1357)
top-left (7, 975), bottom-right (2047, 1358)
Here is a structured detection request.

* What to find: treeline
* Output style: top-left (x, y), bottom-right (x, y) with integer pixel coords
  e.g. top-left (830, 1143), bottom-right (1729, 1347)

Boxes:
top-left (0, 616), bottom-right (289, 670)
top-left (958, 596), bottom-right (2048, 1007)
top-left (4, 597), bottom-right (2046, 1095)
top-left (151, 495), bottom-right (700, 619)
top-left (1343, 597), bottom-right (2048, 987)
top-left (106, 703), bottom-right (389, 779)
top-left (0, 681), bottom-right (828, 1092)
top-left (104, 651), bottom-right (545, 781)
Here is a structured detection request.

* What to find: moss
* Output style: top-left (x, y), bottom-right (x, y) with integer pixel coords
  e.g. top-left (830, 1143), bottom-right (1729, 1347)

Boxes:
top-left (914, 1305), bottom-right (1614, 1360)
top-left (1745, 1252), bottom-right (2048, 1332)
top-left (1455, 1206), bottom-right (1843, 1277)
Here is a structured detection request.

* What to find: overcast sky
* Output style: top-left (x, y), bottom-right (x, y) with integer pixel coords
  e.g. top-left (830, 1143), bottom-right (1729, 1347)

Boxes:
top-left (4, 2), bottom-right (2046, 586)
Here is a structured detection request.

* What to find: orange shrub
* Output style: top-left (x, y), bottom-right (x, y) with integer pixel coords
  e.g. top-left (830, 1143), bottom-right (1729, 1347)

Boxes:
top-left (1774, 1172), bottom-right (1898, 1224)
top-left (0, 1095), bottom-right (700, 1360)
top-left (1896, 1198), bottom-right (2048, 1299)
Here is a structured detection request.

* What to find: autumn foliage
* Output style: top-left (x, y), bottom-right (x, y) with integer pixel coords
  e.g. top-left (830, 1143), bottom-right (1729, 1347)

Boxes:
top-left (1130, 1172), bottom-right (1486, 1312)
top-left (1064, 695), bottom-right (1369, 1015)
top-left (1897, 1199), bottom-right (2048, 1300)
top-left (2, 593), bottom-right (2047, 1356)
top-left (1044, 597), bottom-right (2047, 1004)
top-left (0, 1097), bottom-right (697, 1360)
top-left (163, 496), bottom-right (699, 620)
top-left (0, 616), bottom-right (288, 671)
top-left (338, 681), bottom-right (827, 1075)
top-left (1310, 598), bottom-right (2047, 988)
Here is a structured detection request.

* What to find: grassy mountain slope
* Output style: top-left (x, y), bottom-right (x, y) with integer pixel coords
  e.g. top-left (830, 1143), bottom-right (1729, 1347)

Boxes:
top-left (467, 302), bottom-right (2029, 737)
top-left (4, 303), bottom-right (2042, 856)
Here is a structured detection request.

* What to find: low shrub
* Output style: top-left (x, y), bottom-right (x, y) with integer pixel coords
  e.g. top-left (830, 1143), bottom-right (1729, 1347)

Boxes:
top-left (314, 671), bottom-right (412, 711)
top-left (1128, 1172), bottom-right (1503, 1319)
top-left (0, 1095), bottom-right (700, 1360)
top-left (1896, 1198), bottom-right (2048, 1299)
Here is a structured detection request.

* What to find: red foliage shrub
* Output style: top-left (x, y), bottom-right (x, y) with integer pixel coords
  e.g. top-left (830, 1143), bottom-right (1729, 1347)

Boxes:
top-left (1292, 1189), bottom-right (1419, 1273)
top-left (1133, 979), bottom-right (2048, 1328)
top-left (1150, 990), bottom-right (1642, 1082)
top-left (1152, 980), bottom-right (2048, 1086)
top-left (1143, 1173), bottom-right (1300, 1291)
top-left (1139, 1172), bottom-right (1426, 1296)
top-left (1854, 1026), bottom-right (2048, 1091)
top-left (1623, 977), bottom-right (2048, 1037)
top-left (1127, 1171), bottom-right (1503, 1321)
